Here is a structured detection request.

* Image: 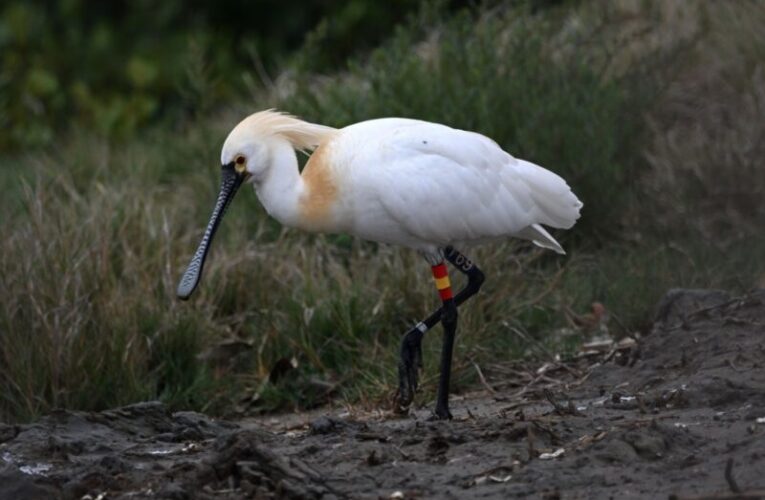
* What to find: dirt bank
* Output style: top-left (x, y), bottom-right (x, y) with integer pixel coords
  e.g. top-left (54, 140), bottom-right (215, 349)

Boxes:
top-left (2, 289), bottom-right (764, 499)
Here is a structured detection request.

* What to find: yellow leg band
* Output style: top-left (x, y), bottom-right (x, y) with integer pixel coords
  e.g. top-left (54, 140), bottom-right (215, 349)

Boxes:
top-left (434, 276), bottom-right (451, 290)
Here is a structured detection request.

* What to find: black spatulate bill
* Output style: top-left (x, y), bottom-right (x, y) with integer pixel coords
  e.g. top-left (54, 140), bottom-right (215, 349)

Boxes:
top-left (177, 163), bottom-right (244, 300)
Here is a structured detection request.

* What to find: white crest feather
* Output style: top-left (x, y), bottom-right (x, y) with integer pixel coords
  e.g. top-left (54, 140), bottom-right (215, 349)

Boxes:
top-left (238, 109), bottom-right (336, 153)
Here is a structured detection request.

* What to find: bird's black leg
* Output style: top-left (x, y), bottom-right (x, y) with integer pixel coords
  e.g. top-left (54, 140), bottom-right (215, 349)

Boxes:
top-left (396, 247), bottom-right (485, 414)
top-left (435, 294), bottom-right (457, 419)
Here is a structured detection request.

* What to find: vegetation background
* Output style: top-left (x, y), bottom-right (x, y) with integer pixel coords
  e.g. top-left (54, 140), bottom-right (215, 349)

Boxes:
top-left (1, 0), bottom-right (763, 423)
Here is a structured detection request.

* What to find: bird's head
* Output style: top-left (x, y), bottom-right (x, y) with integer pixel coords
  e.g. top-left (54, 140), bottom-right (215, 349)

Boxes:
top-left (219, 117), bottom-right (274, 184)
top-left (176, 110), bottom-right (335, 300)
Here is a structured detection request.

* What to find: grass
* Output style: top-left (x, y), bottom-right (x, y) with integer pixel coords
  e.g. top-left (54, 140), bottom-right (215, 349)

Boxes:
top-left (1, 1), bottom-right (764, 423)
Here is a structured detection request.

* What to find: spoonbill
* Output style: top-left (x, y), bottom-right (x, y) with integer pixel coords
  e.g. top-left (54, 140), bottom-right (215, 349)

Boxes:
top-left (177, 110), bottom-right (582, 419)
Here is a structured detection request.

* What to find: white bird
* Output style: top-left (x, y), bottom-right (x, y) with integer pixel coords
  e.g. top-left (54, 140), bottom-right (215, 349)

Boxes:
top-left (177, 110), bottom-right (582, 419)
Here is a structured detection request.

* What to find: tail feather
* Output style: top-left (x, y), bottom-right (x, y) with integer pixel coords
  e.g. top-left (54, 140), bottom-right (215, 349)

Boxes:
top-left (518, 160), bottom-right (583, 229)
top-left (516, 224), bottom-right (566, 255)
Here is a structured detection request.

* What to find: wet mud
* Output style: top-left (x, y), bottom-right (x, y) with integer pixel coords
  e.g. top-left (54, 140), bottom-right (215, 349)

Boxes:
top-left (2, 289), bottom-right (765, 499)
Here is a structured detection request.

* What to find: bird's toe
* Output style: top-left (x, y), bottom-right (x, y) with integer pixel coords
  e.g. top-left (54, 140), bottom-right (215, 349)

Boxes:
top-left (395, 359), bottom-right (418, 412)
top-left (432, 406), bottom-right (453, 421)
top-left (394, 327), bottom-right (424, 413)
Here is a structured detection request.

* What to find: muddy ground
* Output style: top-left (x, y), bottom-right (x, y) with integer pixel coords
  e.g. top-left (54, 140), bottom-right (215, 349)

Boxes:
top-left (2, 288), bottom-right (765, 499)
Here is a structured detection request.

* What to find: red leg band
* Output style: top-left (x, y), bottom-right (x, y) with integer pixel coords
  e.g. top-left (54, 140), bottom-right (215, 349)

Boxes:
top-left (431, 263), bottom-right (453, 301)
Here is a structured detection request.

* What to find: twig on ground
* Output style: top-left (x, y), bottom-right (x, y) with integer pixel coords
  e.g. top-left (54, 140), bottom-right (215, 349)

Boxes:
top-left (472, 361), bottom-right (497, 395)
top-left (526, 426), bottom-right (537, 460)
top-left (685, 296), bottom-right (746, 320)
top-left (503, 374), bottom-right (554, 400)
top-left (475, 464), bottom-right (514, 477)
top-left (532, 419), bottom-right (562, 443)
top-left (394, 445), bottom-right (411, 460)
top-left (543, 389), bottom-right (582, 416)
top-left (725, 458), bottom-right (742, 494)
top-left (724, 317), bottom-right (765, 328)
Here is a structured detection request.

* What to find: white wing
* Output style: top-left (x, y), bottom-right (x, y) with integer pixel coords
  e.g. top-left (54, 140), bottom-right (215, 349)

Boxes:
top-left (342, 119), bottom-right (582, 252)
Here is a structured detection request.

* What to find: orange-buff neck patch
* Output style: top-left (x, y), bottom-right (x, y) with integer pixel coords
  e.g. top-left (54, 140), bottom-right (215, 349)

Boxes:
top-left (431, 263), bottom-right (453, 301)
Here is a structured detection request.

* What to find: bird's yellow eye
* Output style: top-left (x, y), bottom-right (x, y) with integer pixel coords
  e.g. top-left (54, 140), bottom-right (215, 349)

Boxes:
top-left (234, 155), bottom-right (246, 173)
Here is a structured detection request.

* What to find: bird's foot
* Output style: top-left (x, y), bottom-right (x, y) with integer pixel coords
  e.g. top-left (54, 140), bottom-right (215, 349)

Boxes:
top-left (431, 402), bottom-right (453, 421)
top-left (394, 326), bottom-right (424, 414)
